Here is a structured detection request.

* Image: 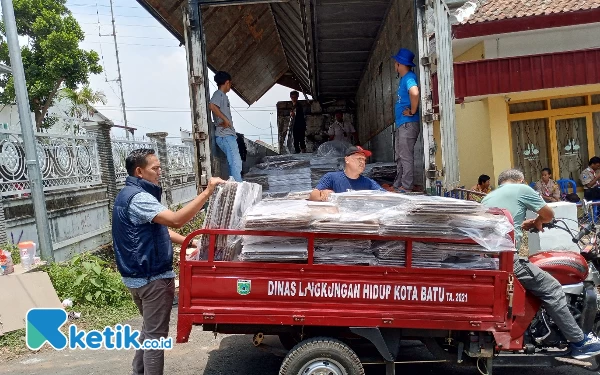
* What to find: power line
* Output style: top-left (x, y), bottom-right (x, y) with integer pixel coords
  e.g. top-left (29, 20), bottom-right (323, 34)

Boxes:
top-left (81, 22), bottom-right (164, 28)
top-left (83, 41), bottom-right (181, 48)
top-left (73, 12), bottom-right (153, 19)
top-left (69, 2), bottom-right (139, 9)
top-left (86, 33), bottom-right (175, 41)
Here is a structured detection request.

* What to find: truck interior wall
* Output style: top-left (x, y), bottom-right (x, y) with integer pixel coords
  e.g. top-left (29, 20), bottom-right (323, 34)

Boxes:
top-left (355, 0), bottom-right (423, 186)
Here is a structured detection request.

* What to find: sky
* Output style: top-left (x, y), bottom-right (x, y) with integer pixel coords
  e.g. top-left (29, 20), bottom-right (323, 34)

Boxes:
top-left (65, 0), bottom-right (295, 146)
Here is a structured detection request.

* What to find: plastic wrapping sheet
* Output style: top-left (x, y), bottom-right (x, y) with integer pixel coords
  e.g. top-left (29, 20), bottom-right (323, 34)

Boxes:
top-left (315, 140), bottom-right (352, 158)
top-left (242, 200), bottom-right (312, 230)
top-left (331, 191), bottom-right (413, 213)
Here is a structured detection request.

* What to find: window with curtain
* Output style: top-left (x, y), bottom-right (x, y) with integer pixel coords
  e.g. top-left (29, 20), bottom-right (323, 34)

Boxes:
top-left (511, 119), bottom-right (550, 183)
top-left (555, 117), bottom-right (588, 181)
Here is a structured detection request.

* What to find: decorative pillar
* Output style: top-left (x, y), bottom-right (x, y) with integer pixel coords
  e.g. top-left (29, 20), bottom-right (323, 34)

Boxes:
top-left (146, 132), bottom-right (173, 207)
top-left (84, 121), bottom-right (118, 212)
top-left (0, 199), bottom-right (7, 244)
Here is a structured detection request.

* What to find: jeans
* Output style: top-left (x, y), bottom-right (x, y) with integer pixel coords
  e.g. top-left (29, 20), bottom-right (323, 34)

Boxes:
top-left (514, 258), bottom-right (584, 343)
top-left (216, 135), bottom-right (243, 182)
top-left (393, 122), bottom-right (420, 189)
top-left (129, 278), bottom-right (175, 375)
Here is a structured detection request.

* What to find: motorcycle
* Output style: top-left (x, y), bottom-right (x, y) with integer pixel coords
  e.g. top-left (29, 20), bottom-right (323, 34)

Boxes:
top-left (426, 218), bottom-right (600, 372)
top-left (525, 218), bottom-right (600, 355)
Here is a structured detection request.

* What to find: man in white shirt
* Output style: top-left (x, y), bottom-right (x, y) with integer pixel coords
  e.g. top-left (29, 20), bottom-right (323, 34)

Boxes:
top-left (328, 111), bottom-right (357, 144)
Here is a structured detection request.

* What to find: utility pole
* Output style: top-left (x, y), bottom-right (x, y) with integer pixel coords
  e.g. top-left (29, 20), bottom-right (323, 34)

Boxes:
top-left (109, 0), bottom-right (129, 139)
top-left (269, 112), bottom-right (274, 149)
top-left (0, 0), bottom-right (54, 262)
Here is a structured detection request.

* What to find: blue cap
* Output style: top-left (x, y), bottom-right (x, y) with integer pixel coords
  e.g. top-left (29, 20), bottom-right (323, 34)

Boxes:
top-left (392, 48), bottom-right (416, 67)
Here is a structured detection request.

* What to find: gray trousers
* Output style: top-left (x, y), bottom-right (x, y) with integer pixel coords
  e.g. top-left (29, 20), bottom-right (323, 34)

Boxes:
top-left (393, 122), bottom-right (420, 189)
top-left (514, 258), bottom-right (584, 343)
top-left (129, 278), bottom-right (175, 375)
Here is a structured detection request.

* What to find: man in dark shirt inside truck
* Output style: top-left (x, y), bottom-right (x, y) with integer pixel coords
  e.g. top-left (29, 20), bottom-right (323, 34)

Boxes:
top-left (309, 146), bottom-right (384, 201)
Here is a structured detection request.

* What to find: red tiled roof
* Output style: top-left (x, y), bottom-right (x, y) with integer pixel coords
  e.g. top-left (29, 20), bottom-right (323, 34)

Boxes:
top-left (466, 0), bottom-right (600, 24)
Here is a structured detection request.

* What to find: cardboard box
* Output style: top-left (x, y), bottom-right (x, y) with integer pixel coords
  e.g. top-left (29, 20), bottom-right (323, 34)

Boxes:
top-left (0, 270), bottom-right (62, 335)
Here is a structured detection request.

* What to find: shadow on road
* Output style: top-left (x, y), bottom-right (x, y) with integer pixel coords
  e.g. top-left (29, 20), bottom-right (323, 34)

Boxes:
top-left (202, 334), bottom-right (283, 375)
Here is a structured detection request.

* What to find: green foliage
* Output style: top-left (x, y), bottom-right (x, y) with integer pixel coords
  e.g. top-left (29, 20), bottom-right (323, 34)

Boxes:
top-left (0, 0), bottom-right (102, 130)
top-left (60, 85), bottom-right (107, 120)
top-left (45, 253), bottom-right (130, 308)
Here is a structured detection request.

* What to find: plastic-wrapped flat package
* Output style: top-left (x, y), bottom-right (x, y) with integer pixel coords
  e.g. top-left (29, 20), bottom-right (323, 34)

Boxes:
top-left (311, 213), bottom-right (380, 234)
top-left (413, 242), bottom-right (499, 270)
top-left (260, 153), bottom-right (313, 163)
top-left (194, 180), bottom-right (262, 261)
top-left (239, 239), bottom-right (308, 262)
top-left (314, 239), bottom-right (372, 249)
top-left (314, 249), bottom-right (378, 266)
top-left (315, 238), bottom-right (376, 265)
top-left (243, 200), bottom-right (312, 230)
top-left (372, 241), bottom-right (407, 266)
top-left (242, 235), bottom-right (305, 245)
top-left (374, 199), bottom-right (514, 252)
top-left (362, 162), bottom-right (397, 180)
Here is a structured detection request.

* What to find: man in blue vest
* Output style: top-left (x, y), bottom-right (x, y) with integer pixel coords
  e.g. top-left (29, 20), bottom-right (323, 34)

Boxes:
top-left (112, 148), bottom-right (224, 375)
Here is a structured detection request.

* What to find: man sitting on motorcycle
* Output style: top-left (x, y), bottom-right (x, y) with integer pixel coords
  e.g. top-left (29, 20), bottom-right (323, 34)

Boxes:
top-left (482, 168), bottom-right (600, 359)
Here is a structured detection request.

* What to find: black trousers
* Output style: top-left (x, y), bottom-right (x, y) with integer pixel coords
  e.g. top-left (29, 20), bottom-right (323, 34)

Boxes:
top-left (293, 127), bottom-right (306, 153)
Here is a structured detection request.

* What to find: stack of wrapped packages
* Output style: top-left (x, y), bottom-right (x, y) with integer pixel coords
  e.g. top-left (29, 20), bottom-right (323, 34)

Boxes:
top-left (237, 190), bottom-right (515, 270)
top-left (244, 141), bottom-right (396, 197)
top-left (191, 179), bottom-right (263, 261)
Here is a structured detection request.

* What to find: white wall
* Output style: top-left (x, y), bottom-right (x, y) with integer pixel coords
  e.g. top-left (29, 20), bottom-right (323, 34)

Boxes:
top-left (483, 22), bottom-right (600, 59)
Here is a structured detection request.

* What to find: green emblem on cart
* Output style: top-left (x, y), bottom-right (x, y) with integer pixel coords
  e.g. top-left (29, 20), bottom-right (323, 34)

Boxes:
top-left (237, 280), bottom-right (251, 296)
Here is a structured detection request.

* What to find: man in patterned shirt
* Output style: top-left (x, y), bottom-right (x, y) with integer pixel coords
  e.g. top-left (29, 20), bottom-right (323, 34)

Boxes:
top-left (581, 156), bottom-right (600, 200)
top-left (112, 149), bottom-right (224, 375)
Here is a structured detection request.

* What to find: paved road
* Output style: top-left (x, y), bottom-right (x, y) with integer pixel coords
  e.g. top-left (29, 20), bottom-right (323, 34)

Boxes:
top-left (0, 307), bottom-right (594, 375)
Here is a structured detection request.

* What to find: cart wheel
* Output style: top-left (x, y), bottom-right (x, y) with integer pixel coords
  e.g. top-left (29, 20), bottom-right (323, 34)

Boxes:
top-left (252, 332), bottom-right (264, 347)
top-left (279, 337), bottom-right (364, 375)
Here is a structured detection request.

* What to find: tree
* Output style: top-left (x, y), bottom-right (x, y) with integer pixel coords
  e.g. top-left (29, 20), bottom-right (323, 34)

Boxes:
top-left (0, 0), bottom-right (102, 130)
top-left (61, 85), bottom-right (107, 120)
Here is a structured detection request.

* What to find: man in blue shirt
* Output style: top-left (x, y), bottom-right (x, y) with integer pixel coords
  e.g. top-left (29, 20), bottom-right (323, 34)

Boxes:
top-left (112, 149), bottom-right (224, 375)
top-left (309, 146), bottom-right (384, 201)
top-left (392, 48), bottom-right (420, 192)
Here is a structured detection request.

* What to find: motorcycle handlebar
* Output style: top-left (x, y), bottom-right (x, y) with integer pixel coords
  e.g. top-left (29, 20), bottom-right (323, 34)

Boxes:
top-left (573, 223), bottom-right (593, 244)
top-left (528, 219), bottom-right (557, 233)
